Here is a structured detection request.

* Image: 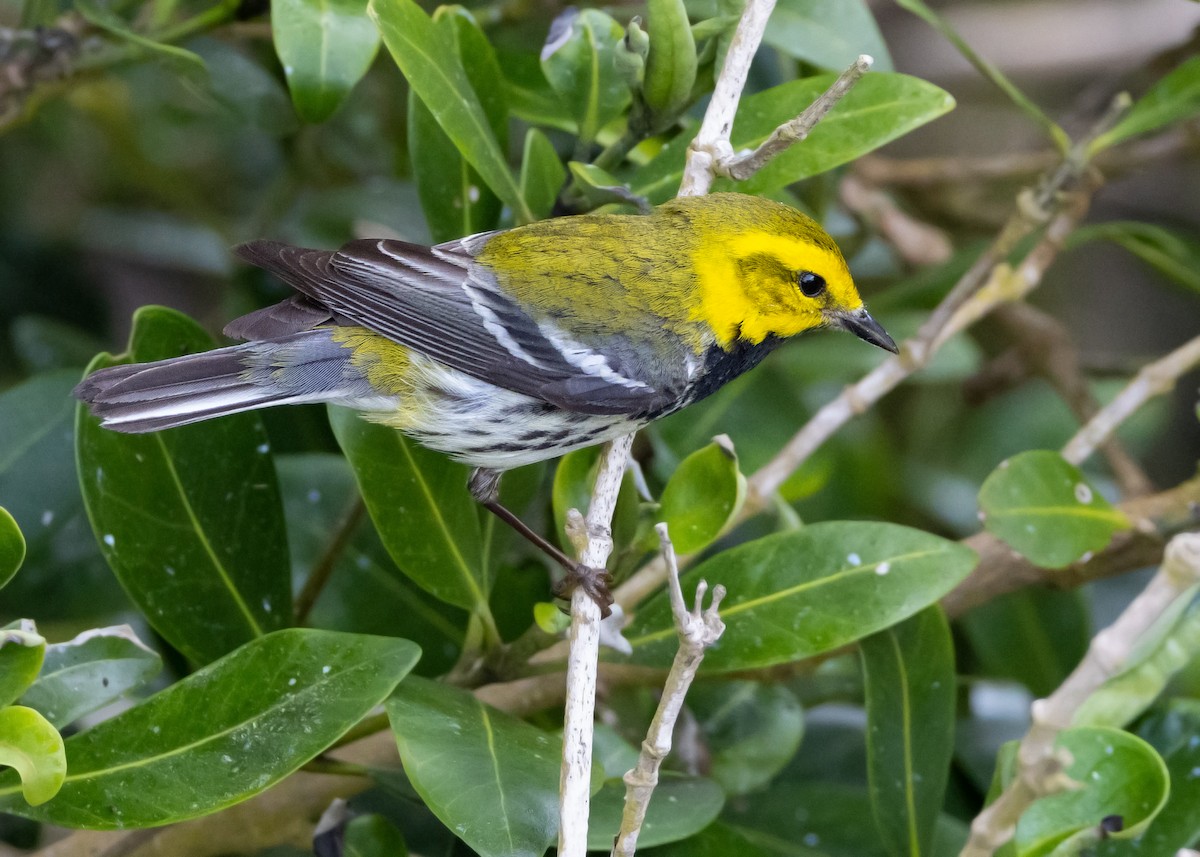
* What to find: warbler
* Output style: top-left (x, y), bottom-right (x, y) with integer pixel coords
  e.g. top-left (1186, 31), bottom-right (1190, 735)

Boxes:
top-left (75, 192), bottom-right (896, 608)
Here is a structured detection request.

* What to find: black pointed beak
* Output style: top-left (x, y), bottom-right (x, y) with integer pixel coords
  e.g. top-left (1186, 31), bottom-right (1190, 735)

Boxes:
top-left (836, 308), bottom-right (898, 354)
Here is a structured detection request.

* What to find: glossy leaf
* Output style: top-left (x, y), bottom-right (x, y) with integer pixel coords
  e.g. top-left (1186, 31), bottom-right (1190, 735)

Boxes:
top-left (1091, 55), bottom-right (1200, 152)
top-left (0, 507), bottom-right (24, 590)
top-left (860, 606), bottom-right (955, 857)
top-left (369, 0), bottom-right (533, 224)
top-left (764, 0), bottom-right (893, 72)
top-left (0, 706), bottom-right (65, 806)
top-left (588, 773), bottom-right (724, 849)
top-left (1012, 727), bottom-right (1169, 855)
top-left (19, 625), bottom-right (161, 729)
top-left (0, 629), bottom-right (420, 828)
top-left (387, 676), bottom-right (560, 857)
top-left (409, 9), bottom-right (505, 242)
top-left (0, 624), bottom-right (45, 708)
top-left (519, 127), bottom-right (567, 220)
top-left (277, 453), bottom-right (466, 676)
top-left (625, 522), bottom-right (977, 671)
top-left (541, 8), bottom-right (631, 147)
top-left (640, 819), bottom-right (814, 857)
top-left (1099, 704), bottom-right (1200, 855)
top-left (272, 0), bottom-right (381, 122)
top-left (659, 436), bottom-right (746, 555)
top-left (0, 371), bottom-right (115, 620)
top-left (961, 588), bottom-right (1089, 698)
top-left (1068, 221), bottom-right (1200, 295)
top-left (328, 407), bottom-right (489, 614)
top-left (629, 72), bottom-right (954, 203)
top-left (689, 680), bottom-right (804, 795)
top-left (720, 780), bottom-right (969, 857)
top-left (76, 307), bottom-right (290, 664)
top-left (978, 451), bottom-right (1129, 569)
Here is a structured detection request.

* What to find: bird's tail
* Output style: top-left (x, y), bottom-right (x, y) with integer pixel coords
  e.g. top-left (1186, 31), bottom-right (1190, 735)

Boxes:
top-left (74, 331), bottom-right (380, 433)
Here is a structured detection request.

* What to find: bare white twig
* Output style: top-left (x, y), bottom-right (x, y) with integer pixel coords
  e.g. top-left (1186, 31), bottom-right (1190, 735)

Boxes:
top-left (1061, 334), bottom-right (1200, 467)
top-left (611, 525), bottom-right (725, 857)
top-left (959, 532), bottom-right (1200, 857)
top-left (677, 0), bottom-right (777, 197)
top-left (721, 55), bottom-right (873, 180)
top-left (559, 433), bottom-right (635, 857)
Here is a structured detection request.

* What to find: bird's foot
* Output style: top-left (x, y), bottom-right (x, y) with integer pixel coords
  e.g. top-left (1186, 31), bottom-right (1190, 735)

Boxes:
top-left (554, 563), bottom-right (614, 619)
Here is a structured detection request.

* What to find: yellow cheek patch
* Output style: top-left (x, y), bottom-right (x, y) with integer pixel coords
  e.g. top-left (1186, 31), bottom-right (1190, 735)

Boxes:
top-left (690, 231), bottom-right (861, 346)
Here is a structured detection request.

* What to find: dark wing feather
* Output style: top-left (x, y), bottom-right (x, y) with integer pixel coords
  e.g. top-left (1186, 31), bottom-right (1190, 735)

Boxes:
top-left (232, 238), bottom-right (678, 415)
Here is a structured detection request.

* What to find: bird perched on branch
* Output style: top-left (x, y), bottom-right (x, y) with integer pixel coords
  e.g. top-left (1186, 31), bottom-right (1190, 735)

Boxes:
top-left (75, 192), bottom-right (897, 612)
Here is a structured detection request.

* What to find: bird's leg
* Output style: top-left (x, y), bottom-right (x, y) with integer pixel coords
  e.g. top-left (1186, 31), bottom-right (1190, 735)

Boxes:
top-left (468, 467), bottom-right (613, 617)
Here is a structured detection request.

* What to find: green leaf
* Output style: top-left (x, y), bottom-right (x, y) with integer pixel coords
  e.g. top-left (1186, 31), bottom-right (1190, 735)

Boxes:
top-left (0, 507), bottom-right (24, 591)
top-left (386, 676), bottom-right (560, 857)
top-left (369, 0), bottom-right (533, 224)
top-left (74, 0), bottom-right (208, 82)
top-left (629, 72), bottom-right (954, 203)
top-left (625, 522), bottom-right (977, 671)
top-left (961, 588), bottom-right (1090, 698)
top-left (19, 625), bottom-right (162, 729)
top-left (1092, 56), bottom-right (1200, 152)
top-left (860, 606), bottom-right (955, 857)
top-left (1098, 704), bottom-right (1200, 855)
top-left (639, 819), bottom-right (820, 856)
top-left (1068, 221), bottom-right (1200, 295)
top-left (0, 624), bottom-right (45, 708)
top-left (328, 407), bottom-right (490, 615)
top-left (588, 773), bottom-right (725, 849)
top-left (0, 706), bottom-right (65, 806)
top-left (689, 680), bottom-right (804, 795)
top-left (409, 8), bottom-right (505, 242)
top-left (344, 813), bottom-right (409, 856)
top-left (541, 8), bottom-right (632, 148)
top-left (1011, 727), bottom-right (1169, 855)
top-left (643, 0), bottom-right (697, 118)
top-left (277, 453), bottom-right (466, 677)
top-left (978, 450), bottom-right (1130, 569)
top-left (551, 447), bottom-right (639, 555)
top-left (0, 371), bottom-right (116, 620)
top-left (764, 0), bottom-right (893, 72)
top-left (0, 629), bottom-right (420, 828)
top-left (659, 436), bottom-right (746, 555)
top-left (272, 0), bottom-right (381, 123)
top-left (519, 128), bottom-right (567, 221)
top-left (76, 307), bottom-right (291, 665)
top-left (719, 780), bottom-right (968, 857)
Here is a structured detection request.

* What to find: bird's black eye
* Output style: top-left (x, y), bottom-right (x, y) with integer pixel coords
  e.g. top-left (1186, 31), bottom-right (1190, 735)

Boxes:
top-left (797, 271), bottom-right (826, 298)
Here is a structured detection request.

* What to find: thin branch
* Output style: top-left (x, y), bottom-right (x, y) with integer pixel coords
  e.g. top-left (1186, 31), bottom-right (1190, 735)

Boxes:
top-left (840, 173), bottom-right (953, 267)
top-left (1062, 334), bottom-right (1200, 468)
top-left (677, 0), bottom-right (777, 197)
top-left (558, 432), bottom-right (635, 857)
top-left (721, 55), bottom-right (873, 180)
top-left (611, 526), bottom-right (725, 857)
top-left (987, 303), bottom-right (1155, 496)
top-left (959, 532), bottom-right (1200, 857)
top-left (294, 496), bottom-right (366, 626)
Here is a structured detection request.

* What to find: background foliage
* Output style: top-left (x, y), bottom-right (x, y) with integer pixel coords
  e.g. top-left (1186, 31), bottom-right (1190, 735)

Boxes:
top-left (1, 0), bottom-right (1199, 854)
